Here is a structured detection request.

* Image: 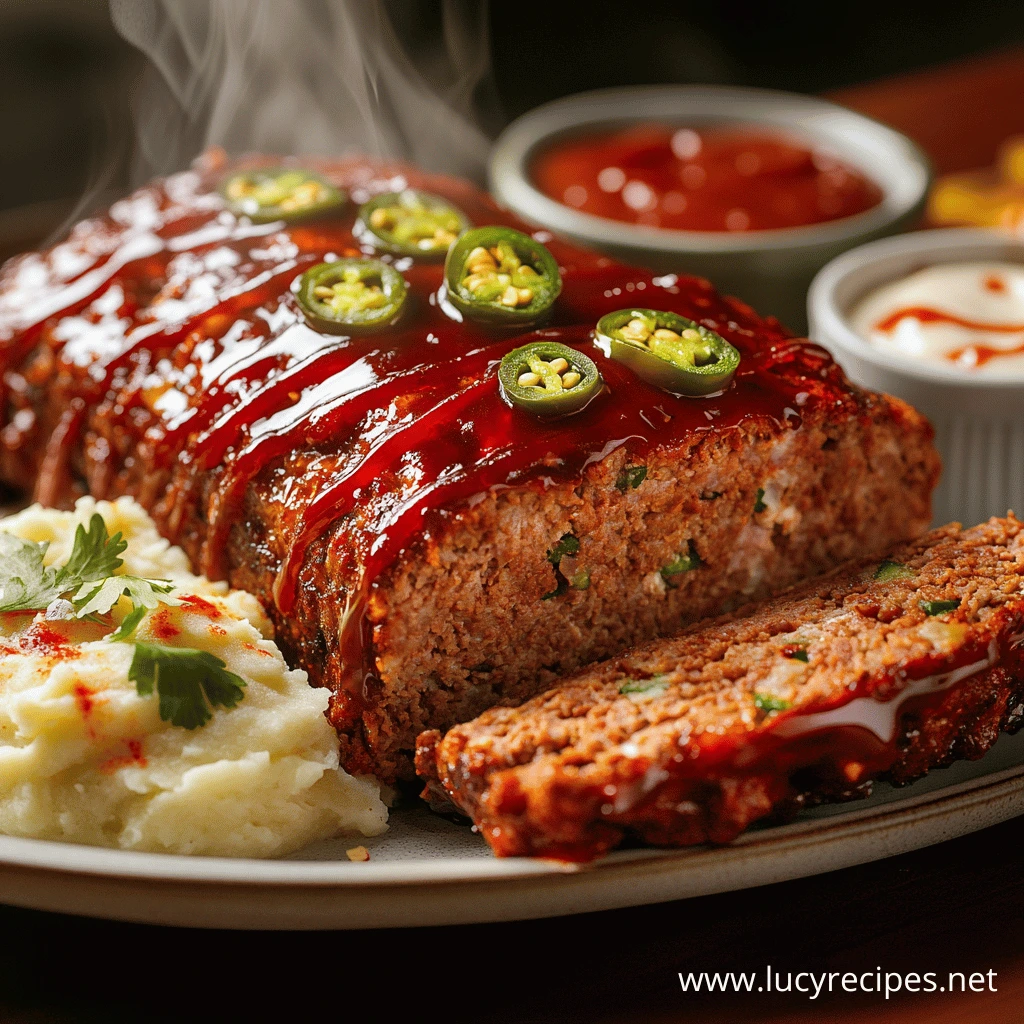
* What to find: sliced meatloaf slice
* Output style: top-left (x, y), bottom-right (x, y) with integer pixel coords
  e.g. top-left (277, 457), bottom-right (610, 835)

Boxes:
top-left (418, 516), bottom-right (1024, 858)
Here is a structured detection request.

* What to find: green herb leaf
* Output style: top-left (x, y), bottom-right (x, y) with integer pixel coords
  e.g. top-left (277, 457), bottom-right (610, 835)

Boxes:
top-left (542, 532), bottom-right (581, 600)
top-left (0, 532), bottom-right (61, 612)
top-left (614, 465), bottom-right (647, 492)
top-left (73, 575), bottom-right (177, 618)
top-left (546, 533), bottom-right (580, 567)
top-left (753, 488), bottom-right (767, 514)
top-left (783, 648), bottom-right (809, 662)
top-left (126, 642), bottom-right (247, 729)
top-left (0, 514), bottom-right (178, 623)
top-left (661, 545), bottom-right (701, 579)
top-left (874, 559), bottom-right (914, 583)
top-left (920, 598), bottom-right (960, 616)
top-left (753, 692), bottom-right (792, 713)
top-left (55, 515), bottom-right (127, 590)
top-left (107, 603), bottom-right (147, 643)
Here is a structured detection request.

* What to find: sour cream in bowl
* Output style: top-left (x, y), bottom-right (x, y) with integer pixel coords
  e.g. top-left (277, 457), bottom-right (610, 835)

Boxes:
top-left (850, 261), bottom-right (1024, 376)
top-left (808, 229), bottom-right (1024, 528)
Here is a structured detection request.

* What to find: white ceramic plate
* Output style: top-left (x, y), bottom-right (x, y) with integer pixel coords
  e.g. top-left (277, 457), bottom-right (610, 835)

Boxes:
top-left (0, 731), bottom-right (1019, 930)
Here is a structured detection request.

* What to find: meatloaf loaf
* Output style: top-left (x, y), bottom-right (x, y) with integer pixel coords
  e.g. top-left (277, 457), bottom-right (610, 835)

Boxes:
top-left (0, 152), bottom-right (939, 782)
top-left (419, 516), bottom-right (1024, 858)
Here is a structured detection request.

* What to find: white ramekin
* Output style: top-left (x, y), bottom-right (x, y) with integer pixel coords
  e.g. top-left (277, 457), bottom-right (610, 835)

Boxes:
top-left (490, 85), bottom-right (932, 332)
top-left (808, 228), bottom-right (1024, 527)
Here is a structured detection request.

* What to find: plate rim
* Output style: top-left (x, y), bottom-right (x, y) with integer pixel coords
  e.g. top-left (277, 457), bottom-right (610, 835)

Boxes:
top-left (0, 759), bottom-right (1017, 889)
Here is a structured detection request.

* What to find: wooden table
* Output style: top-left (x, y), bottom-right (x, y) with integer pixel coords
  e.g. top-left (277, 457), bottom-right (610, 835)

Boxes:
top-left (1, 46), bottom-right (1022, 1024)
top-left (832, 45), bottom-right (1024, 175)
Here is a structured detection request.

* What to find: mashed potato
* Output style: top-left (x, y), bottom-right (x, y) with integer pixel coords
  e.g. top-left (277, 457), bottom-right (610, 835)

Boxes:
top-left (0, 497), bottom-right (387, 857)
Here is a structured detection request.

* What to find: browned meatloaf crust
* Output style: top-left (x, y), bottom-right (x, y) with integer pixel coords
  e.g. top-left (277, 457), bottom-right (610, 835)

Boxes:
top-left (418, 516), bottom-right (1024, 858)
top-left (0, 154), bottom-right (938, 782)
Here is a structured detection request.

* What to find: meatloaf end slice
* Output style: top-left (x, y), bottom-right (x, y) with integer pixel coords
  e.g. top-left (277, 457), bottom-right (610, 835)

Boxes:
top-left (417, 516), bottom-right (1024, 858)
top-left (273, 386), bottom-right (937, 781)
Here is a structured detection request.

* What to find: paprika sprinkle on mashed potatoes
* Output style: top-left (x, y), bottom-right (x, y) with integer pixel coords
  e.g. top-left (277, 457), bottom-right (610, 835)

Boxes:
top-left (0, 497), bottom-right (387, 857)
top-left (531, 124), bottom-right (883, 232)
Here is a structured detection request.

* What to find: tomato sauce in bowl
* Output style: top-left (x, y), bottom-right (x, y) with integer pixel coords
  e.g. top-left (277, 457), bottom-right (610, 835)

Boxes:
top-left (531, 124), bottom-right (884, 233)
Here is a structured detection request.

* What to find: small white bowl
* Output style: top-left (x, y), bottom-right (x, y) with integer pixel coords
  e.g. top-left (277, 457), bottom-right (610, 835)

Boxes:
top-left (808, 228), bottom-right (1024, 527)
top-left (490, 85), bottom-right (932, 331)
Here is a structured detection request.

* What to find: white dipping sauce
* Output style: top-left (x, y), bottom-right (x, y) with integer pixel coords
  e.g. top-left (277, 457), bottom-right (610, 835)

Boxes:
top-left (850, 261), bottom-right (1024, 376)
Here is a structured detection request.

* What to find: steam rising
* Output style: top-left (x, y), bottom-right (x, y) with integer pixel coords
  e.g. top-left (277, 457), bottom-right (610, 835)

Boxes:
top-left (110, 0), bottom-right (497, 182)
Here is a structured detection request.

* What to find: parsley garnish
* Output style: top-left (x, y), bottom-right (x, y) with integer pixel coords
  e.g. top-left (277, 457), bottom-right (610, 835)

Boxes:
top-left (127, 642), bottom-right (246, 729)
top-left (0, 513), bottom-right (173, 616)
top-left (0, 531), bottom-right (61, 613)
top-left (753, 693), bottom-right (792, 713)
top-left (1, 513), bottom-right (246, 730)
top-left (874, 559), bottom-right (914, 583)
top-left (108, 603), bottom-right (147, 642)
top-left (615, 465), bottom-right (647, 492)
top-left (920, 598), bottom-right (960, 616)
top-left (73, 575), bottom-right (177, 618)
top-left (753, 488), bottom-right (767, 514)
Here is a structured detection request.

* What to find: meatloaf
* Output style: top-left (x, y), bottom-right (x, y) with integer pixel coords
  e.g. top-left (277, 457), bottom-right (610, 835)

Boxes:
top-left (0, 151), bottom-right (939, 782)
top-left (419, 516), bottom-right (1024, 858)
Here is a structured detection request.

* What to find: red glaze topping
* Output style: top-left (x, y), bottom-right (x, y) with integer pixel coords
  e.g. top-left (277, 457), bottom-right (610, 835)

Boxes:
top-left (531, 124), bottom-right (883, 232)
top-left (0, 152), bottom-right (854, 695)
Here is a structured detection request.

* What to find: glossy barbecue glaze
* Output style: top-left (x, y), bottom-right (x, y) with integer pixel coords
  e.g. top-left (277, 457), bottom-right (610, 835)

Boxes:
top-left (0, 152), bottom-right (857, 742)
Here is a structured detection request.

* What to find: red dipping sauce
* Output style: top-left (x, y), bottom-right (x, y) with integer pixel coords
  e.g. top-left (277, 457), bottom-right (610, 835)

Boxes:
top-left (531, 124), bottom-right (884, 232)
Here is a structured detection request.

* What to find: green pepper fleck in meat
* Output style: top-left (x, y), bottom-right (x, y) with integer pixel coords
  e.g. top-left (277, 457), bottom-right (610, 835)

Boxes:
top-left (780, 642), bottom-right (809, 662)
top-left (220, 168), bottom-right (346, 224)
top-left (753, 692), bottom-right (792, 713)
top-left (499, 342), bottom-right (602, 418)
top-left (296, 259), bottom-right (406, 334)
top-left (660, 544), bottom-right (701, 582)
top-left (615, 465), bottom-right (647, 492)
top-left (874, 559), bottom-right (914, 582)
top-left (594, 308), bottom-right (740, 395)
top-left (920, 598), bottom-right (960, 616)
top-left (356, 190), bottom-right (469, 259)
top-left (619, 676), bottom-right (670, 700)
top-left (444, 227), bottom-right (562, 326)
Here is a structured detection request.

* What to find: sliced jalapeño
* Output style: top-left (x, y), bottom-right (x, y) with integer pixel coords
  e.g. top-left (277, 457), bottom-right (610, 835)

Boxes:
top-left (296, 258), bottom-right (406, 334)
top-left (595, 309), bottom-right (740, 395)
top-left (498, 342), bottom-right (602, 418)
top-left (220, 168), bottom-right (346, 224)
top-left (444, 227), bottom-right (561, 326)
top-left (356, 190), bottom-right (469, 258)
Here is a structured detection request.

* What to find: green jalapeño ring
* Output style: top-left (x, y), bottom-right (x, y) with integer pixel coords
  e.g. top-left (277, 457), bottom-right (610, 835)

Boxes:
top-left (595, 309), bottom-right (741, 396)
top-left (356, 190), bottom-right (470, 259)
top-left (444, 227), bottom-right (562, 327)
top-left (220, 168), bottom-right (346, 224)
top-left (498, 342), bottom-right (602, 418)
top-left (296, 259), bottom-right (407, 335)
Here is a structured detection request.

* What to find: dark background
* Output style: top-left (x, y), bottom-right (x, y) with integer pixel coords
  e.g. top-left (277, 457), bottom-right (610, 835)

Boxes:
top-left (3, 0), bottom-right (1024, 220)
